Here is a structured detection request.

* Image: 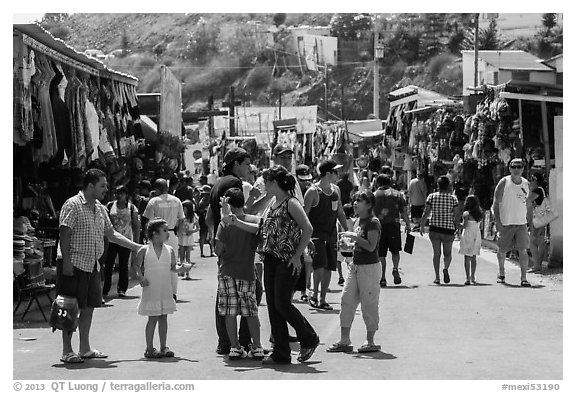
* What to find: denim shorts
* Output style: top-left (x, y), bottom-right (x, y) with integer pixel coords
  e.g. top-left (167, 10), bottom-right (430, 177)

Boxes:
top-left (429, 230), bottom-right (455, 244)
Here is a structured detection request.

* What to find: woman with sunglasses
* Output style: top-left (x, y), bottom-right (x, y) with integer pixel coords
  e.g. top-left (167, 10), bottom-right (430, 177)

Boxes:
top-left (229, 165), bottom-right (319, 364)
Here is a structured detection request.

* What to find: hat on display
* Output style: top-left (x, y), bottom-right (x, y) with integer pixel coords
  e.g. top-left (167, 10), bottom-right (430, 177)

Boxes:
top-left (201, 185), bottom-right (212, 194)
top-left (273, 144), bottom-right (293, 156)
top-left (318, 159), bottom-right (343, 177)
top-left (295, 164), bottom-right (313, 181)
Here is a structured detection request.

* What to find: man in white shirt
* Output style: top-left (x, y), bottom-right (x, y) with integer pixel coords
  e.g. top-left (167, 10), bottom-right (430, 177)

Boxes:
top-left (143, 178), bottom-right (185, 298)
top-left (492, 158), bottom-right (531, 287)
top-left (407, 172), bottom-right (428, 229)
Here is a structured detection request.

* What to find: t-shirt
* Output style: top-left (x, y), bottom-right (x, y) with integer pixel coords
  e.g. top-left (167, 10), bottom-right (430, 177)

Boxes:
top-left (407, 178), bottom-right (427, 207)
top-left (374, 187), bottom-right (406, 224)
top-left (216, 214), bottom-right (259, 281)
top-left (106, 201), bottom-right (136, 241)
top-left (352, 216), bottom-right (381, 265)
top-left (143, 194), bottom-right (184, 230)
top-left (337, 178), bottom-right (354, 205)
top-left (209, 175), bottom-right (243, 234)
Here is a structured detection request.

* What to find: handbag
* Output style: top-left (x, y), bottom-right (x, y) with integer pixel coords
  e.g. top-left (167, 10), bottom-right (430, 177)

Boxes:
top-left (533, 197), bottom-right (559, 228)
top-left (404, 233), bottom-right (415, 254)
top-left (49, 295), bottom-right (79, 332)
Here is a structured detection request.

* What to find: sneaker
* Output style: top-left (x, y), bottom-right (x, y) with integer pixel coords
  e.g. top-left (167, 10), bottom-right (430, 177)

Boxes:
top-left (392, 268), bottom-right (402, 285)
top-left (248, 346), bottom-right (265, 360)
top-left (338, 277), bottom-right (345, 286)
top-left (228, 346), bottom-right (248, 360)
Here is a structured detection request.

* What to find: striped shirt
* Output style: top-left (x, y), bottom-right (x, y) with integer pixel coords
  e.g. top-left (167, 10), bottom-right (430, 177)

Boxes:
top-left (57, 191), bottom-right (113, 273)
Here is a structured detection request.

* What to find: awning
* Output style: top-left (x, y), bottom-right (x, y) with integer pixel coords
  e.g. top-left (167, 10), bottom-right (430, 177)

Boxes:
top-left (140, 116), bottom-right (158, 142)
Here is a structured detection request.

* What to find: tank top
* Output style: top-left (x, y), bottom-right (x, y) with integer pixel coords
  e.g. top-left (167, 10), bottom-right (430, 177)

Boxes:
top-left (500, 175), bottom-right (529, 225)
top-left (258, 197), bottom-right (302, 263)
top-left (308, 184), bottom-right (339, 241)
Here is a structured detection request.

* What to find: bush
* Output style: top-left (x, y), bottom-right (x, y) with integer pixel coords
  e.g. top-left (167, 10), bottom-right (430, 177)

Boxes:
top-left (246, 67), bottom-right (272, 90)
top-left (428, 53), bottom-right (456, 78)
top-left (138, 55), bottom-right (158, 68)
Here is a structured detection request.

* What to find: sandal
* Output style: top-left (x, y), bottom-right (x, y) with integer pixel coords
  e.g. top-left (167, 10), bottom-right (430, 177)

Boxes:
top-left (326, 342), bottom-right (353, 353)
top-left (144, 348), bottom-right (164, 359)
top-left (318, 302), bottom-right (333, 311)
top-left (300, 294), bottom-right (309, 302)
top-left (358, 343), bottom-right (381, 353)
top-left (521, 280), bottom-right (532, 287)
top-left (161, 347), bottom-right (175, 357)
top-left (308, 297), bottom-right (319, 308)
top-left (80, 349), bottom-right (108, 359)
top-left (433, 278), bottom-right (441, 285)
top-left (497, 275), bottom-right (506, 284)
top-left (60, 352), bottom-right (84, 363)
top-left (464, 280), bottom-right (471, 286)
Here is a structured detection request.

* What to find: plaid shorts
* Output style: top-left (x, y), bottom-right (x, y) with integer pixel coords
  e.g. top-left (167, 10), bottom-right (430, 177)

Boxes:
top-left (217, 274), bottom-right (258, 317)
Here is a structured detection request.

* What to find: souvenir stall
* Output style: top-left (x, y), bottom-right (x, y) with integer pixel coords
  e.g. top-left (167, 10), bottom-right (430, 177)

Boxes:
top-left (13, 24), bottom-right (141, 283)
top-left (384, 85), bottom-right (463, 191)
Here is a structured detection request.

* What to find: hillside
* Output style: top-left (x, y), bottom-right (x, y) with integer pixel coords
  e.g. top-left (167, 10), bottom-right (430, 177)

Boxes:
top-left (46, 13), bottom-right (479, 119)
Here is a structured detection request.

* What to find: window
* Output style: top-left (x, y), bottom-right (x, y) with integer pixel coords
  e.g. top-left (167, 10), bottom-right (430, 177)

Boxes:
top-left (512, 71), bottom-right (530, 81)
top-left (556, 72), bottom-right (563, 86)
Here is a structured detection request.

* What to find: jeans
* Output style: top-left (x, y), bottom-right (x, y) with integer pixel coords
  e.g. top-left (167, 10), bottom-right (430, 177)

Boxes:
top-left (215, 272), bottom-right (263, 349)
top-left (264, 255), bottom-right (317, 360)
top-left (103, 243), bottom-right (131, 294)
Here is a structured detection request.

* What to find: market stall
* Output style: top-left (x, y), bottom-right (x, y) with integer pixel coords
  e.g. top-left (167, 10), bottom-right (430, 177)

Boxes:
top-left (13, 23), bottom-right (142, 280)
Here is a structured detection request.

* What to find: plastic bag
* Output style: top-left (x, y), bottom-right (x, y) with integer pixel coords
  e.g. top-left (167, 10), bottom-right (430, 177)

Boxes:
top-left (49, 295), bottom-right (79, 332)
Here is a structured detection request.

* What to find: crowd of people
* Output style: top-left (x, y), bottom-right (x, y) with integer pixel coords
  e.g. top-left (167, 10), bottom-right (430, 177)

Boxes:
top-left (53, 147), bottom-right (549, 365)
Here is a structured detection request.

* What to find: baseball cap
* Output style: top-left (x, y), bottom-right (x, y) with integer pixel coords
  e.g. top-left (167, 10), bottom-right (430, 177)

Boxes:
top-left (296, 164), bottom-right (313, 181)
top-left (223, 147), bottom-right (249, 166)
top-left (318, 159), bottom-right (343, 177)
top-left (273, 144), bottom-right (293, 156)
top-left (200, 185), bottom-right (212, 194)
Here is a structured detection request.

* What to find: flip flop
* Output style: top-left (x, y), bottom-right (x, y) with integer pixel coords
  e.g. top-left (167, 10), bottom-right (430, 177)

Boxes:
top-left (497, 275), bottom-right (506, 284)
top-left (80, 349), bottom-right (108, 359)
top-left (308, 297), bottom-right (319, 308)
top-left (357, 343), bottom-right (381, 353)
top-left (318, 302), bottom-right (333, 311)
top-left (326, 342), bottom-right (353, 353)
top-left (521, 280), bottom-right (532, 287)
top-left (60, 352), bottom-right (84, 363)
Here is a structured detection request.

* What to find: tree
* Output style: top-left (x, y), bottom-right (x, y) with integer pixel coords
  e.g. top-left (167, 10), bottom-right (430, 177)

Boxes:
top-left (273, 13), bottom-right (287, 27)
top-left (542, 13), bottom-right (557, 35)
top-left (329, 13), bottom-right (373, 40)
top-left (419, 14), bottom-right (446, 59)
top-left (461, 18), bottom-right (502, 51)
top-left (39, 13), bottom-right (71, 41)
top-left (184, 17), bottom-right (220, 64)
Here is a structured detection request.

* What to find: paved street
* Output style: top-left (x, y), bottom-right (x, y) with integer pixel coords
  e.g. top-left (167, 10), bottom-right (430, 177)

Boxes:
top-left (13, 234), bottom-right (562, 380)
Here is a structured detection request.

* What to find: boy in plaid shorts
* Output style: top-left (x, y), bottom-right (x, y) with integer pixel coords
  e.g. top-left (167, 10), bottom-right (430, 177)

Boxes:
top-left (215, 188), bottom-right (264, 360)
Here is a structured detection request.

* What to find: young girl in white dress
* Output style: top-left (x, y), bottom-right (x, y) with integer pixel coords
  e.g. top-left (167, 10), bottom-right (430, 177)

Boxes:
top-left (458, 195), bottom-right (483, 285)
top-left (178, 200), bottom-right (199, 280)
top-left (134, 218), bottom-right (178, 358)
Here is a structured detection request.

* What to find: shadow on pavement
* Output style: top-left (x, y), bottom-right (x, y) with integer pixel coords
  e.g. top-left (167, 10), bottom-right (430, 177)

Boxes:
top-left (180, 278), bottom-right (203, 281)
top-left (502, 283), bottom-right (545, 289)
top-left (225, 359), bottom-right (327, 374)
top-left (175, 299), bottom-right (191, 304)
top-left (352, 351), bottom-right (397, 360)
top-left (381, 285), bottom-right (419, 289)
top-left (51, 356), bottom-right (198, 370)
top-left (469, 282), bottom-right (493, 287)
top-left (308, 309), bottom-right (340, 315)
top-left (108, 295), bottom-right (140, 300)
top-left (428, 284), bottom-right (467, 288)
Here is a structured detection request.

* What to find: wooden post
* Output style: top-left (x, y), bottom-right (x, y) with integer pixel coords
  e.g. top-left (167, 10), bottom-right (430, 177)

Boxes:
top-left (518, 99), bottom-right (524, 157)
top-left (278, 92), bottom-right (282, 120)
top-left (229, 87), bottom-right (236, 137)
top-left (208, 95), bottom-right (214, 138)
top-left (473, 13), bottom-right (480, 88)
top-left (373, 30), bottom-right (380, 118)
top-left (540, 99), bottom-right (551, 176)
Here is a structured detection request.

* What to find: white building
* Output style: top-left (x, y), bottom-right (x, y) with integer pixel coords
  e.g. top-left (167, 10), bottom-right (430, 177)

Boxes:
top-left (542, 53), bottom-right (563, 85)
top-left (478, 13), bottom-right (563, 39)
top-left (461, 50), bottom-right (555, 96)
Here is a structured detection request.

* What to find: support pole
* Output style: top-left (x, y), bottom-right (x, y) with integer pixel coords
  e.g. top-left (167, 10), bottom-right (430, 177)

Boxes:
top-left (373, 31), bottom-right (380, 118)
top-left (540, 99), bottom-right (551, 176)
top-left (474, 13), bottom-right (480, 88)
top-left (229, 86), bottom-right (236, 137)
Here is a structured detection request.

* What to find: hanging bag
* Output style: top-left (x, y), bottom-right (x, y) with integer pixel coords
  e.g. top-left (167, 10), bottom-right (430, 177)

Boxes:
top-left (533, 197), bottom-right (559, 229)
top-left (49, 295), bottom-right (79, 332)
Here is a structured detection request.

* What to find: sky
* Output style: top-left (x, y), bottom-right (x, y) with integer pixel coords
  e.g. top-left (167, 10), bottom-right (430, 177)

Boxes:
top-left (13, 13), bottom-right (44, 24)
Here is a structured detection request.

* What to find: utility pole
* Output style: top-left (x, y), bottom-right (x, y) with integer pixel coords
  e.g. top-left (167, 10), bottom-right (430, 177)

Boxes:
top-left (324, 65), bottom-right (328, 120)
top-left (474, 13), bottom-right (480, 88)
top-left (207, 95), bottom-right (214, 138)
top-left (229, 86), bottom-right (236, 137)
top-left (340, 84), bottom-right (345, 120)
top-left (373, 30), bottom-right (384, 119)
top-left (278, 91), bottom-right (282, 120)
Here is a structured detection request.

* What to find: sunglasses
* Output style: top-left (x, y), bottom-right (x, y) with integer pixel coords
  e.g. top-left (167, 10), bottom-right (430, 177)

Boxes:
top-left (510, 165), bottom-right (524, 169)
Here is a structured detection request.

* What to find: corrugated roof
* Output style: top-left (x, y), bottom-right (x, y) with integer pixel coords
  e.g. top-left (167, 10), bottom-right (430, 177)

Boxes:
top-left (14, 23), bottom-right (138, 85)
top-left (462, 50), bottom-right (553, 71)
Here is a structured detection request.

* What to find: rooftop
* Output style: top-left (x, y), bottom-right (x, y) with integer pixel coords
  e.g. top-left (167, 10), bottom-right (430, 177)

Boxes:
top-left (461, 50), bottom-right (553, 71)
